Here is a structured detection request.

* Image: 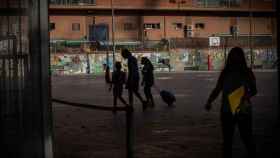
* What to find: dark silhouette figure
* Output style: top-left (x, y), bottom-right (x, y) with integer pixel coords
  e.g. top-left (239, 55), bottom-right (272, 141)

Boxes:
top-left (104, 64), bottom-right (111, 84)
top-left (109, 62), bottom-right (128, 113)
top-left (205, 47), bottom-right (257, 158)
top-left (121, 49), bottom-right (147, 111)
top-left (141, 57), bottom-right (155, 107)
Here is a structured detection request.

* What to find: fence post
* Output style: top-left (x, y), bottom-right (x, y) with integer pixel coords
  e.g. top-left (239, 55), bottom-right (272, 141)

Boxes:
top-left (126, 106), bottom-right (134, 158)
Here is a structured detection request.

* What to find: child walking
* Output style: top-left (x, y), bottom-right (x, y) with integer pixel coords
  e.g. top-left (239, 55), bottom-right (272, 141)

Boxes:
top-left (141, 57), bottom-right (155, 107)
top-left (109, 62), bottom-right (129, 113)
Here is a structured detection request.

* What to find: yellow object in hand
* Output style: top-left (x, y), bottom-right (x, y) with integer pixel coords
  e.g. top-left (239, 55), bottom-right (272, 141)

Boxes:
top-left (228, 86), bottom-right (245, 114)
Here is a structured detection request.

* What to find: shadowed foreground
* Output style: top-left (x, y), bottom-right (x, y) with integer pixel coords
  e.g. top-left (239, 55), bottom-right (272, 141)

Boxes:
top-left (52, 71), bottom-right (279, 158)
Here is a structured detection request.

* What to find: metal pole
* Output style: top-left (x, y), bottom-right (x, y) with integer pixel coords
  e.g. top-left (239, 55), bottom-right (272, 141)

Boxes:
top-left (111, 0), bottom-right (116, 70)
top-left (164, 16), bottom-right (166, 39)
top-left (126, 106), bottom-right (134, 158)
top-left (276, 0), bottom-right (280, 123)
top-left (224, 36), bottom-right (228, 65)
top-left (249, 0), bottom-right (253, 68)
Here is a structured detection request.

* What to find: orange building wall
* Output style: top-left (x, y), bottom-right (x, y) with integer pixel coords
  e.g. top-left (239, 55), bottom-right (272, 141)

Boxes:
top-left (94, 16), bottom-right (141, 41)
top-left (165, 16), bottom-right (186, 39)
top-left (191, 17), bottom-right (230, 37)
top-left (50, 16), bottom-right (274, 41)
top-left (238, 17), bottom-right (273, 35)
top-left (50, 16), bottom-right (87, 40)
top-left (49, 0), bottom-right (275, 40)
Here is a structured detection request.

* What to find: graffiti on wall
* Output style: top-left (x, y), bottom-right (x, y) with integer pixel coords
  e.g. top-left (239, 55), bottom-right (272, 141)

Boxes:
top-left (51, 54), bottom-right (87, 75)
top-left (50, 48), bottom-right (277, 75)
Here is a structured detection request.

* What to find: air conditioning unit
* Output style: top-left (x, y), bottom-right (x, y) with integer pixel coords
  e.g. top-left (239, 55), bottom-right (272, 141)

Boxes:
top-left (186, 25), bottom-right (193, 31)
top-left (187, 31), bottom-right (193, 37)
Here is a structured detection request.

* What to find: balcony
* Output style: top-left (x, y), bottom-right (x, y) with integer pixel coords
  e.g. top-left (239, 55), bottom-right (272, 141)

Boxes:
top-left (49, 0), bottom-right (96, 6)
top-left (49, 0), bottom-right (275, 17)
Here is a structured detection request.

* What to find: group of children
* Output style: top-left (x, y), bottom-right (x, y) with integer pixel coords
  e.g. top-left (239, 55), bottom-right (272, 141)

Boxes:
top-left (106, 56), bottom-right (155, 113)
top-left (104, 47), bottom-right (257, 158)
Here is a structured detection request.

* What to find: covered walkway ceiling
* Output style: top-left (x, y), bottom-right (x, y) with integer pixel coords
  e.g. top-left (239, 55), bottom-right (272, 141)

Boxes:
top-left (48, 6), bottom-right (276, 17)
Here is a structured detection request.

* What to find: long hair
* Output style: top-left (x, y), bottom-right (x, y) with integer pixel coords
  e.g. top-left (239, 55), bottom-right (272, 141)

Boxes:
top-left (141, 57), bottom-right (154, 71)
top-left (224, 47), bottom-right (249, 74)
top-left (115, 61), bottom-right (122, 71)
top-left (121, 48), bottom-right (132, 59)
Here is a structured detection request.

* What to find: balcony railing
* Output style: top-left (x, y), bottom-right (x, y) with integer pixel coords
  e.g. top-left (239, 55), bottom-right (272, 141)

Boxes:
top-left (49, 0), bottom-right (95, 6)
top-left (194, 0), bottom-right (242, 8)
top-left (49, 35), bottom-right (276, 55)
top-left (49, 0), bottom-right (276, 13)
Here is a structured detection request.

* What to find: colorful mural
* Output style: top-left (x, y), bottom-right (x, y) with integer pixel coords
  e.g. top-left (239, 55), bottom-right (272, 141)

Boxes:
top-left (51, 54), bottom-right (87, 75)
top-left (50, 48), bottom-right (277, 75)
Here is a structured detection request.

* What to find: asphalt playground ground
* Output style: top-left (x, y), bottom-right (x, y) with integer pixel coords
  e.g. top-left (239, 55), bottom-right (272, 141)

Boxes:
top-left (52, 71), bottom-right (279, 158)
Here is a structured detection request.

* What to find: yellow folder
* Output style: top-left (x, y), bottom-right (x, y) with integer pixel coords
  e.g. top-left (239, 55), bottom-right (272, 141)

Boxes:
top-left (228, 86), bottom-right (245, 114)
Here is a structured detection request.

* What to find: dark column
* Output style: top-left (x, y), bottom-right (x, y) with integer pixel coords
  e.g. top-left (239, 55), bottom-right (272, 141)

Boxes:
top-left (22, 0), bottom-right (53, 158)
top-left (277, 0), bottom-right (280, 122)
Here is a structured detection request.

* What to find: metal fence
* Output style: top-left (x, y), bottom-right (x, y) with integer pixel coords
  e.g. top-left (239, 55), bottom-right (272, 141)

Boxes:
top-left (48, 0), bottom-right (247, 8)
top-left (0, 36), bottom-right (28, 157)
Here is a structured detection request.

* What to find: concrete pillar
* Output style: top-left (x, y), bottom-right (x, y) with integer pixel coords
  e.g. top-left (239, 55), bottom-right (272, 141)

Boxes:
top-left (277, 0), bottom-right (280, 122)
top-left (23, 0), bottom-right (53, 157)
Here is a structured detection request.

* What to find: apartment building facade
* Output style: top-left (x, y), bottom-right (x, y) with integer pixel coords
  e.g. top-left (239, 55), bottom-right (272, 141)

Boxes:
top-left (49, 0), bottom-right (277, 73)
top-left (49, 0), bottom-right (275, 41)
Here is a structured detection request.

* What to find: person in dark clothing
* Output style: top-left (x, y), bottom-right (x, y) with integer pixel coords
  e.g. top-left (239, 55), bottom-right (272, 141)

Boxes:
top-left (109, 62), bottom-right (128, 113)
top-left (205, 47), bottom-right (257, 158)
top-left (105, 64), bottom-right (111, 84)
top-left (141, 57), bottom-right (155, 107)
top-left (121, 49), bottom-right (148, 111)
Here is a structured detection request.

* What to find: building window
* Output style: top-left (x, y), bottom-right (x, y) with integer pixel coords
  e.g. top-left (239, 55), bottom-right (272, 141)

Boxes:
top-left (72, 23), bottom-right (80, 31)
top-left (49, 23), bottom-right (55, 31)
top-left (173, 23), bottom-right (183, 30)
top-left (230, 25), bottom-right (239, 36)
top-left (124, 23), bottom-right (135, 31)
top-left (195, 23), bottom-right (205, 29)
top-left (144, 23), bottom-right (160, 30)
